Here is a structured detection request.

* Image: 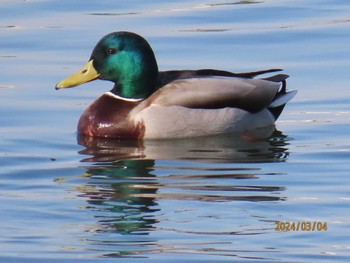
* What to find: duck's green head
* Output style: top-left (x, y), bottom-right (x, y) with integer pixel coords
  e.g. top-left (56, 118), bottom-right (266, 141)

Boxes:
top-left (56, 31), bottom-right (159, 99)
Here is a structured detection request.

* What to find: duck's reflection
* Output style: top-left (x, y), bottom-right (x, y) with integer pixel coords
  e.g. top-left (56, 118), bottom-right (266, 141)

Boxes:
top-left (78, 159), bottom-right (159, 235)
top-left (78, 126), bottom-right (288, 163)
top-left (75, 128), bottom-right (290, 256)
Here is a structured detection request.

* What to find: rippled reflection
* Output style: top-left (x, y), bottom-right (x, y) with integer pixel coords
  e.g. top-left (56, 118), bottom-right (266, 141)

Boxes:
top-left (78, 126), bottom-right (288, 163)
top-left (76, 128), bottom-right (290, 257)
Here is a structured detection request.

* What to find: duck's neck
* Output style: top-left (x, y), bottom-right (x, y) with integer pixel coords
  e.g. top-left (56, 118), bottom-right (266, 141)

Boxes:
top-left (110, 77), bottom-right (156, 99)
top-left (110, 61), bottom-right (159, 99)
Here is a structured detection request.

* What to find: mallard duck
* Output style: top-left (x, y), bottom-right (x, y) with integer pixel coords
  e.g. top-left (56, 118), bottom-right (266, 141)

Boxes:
top-left (56, 31), bottom-right (297, 140)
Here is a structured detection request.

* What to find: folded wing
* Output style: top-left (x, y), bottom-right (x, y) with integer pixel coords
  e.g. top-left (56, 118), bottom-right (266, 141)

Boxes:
top-left (139, 76), bottom-right (282, 113)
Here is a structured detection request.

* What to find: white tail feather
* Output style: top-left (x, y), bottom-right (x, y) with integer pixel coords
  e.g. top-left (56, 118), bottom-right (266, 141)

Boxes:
top-left (269, 89), bottom-right (298, 108)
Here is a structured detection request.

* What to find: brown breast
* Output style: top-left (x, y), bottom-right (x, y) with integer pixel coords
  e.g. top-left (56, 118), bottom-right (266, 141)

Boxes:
top-left (77, 94), bottom-right (145, 139)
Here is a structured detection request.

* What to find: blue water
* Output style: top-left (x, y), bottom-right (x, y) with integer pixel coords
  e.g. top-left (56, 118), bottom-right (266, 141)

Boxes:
top-left (1, 0), bottom-right (350, 262)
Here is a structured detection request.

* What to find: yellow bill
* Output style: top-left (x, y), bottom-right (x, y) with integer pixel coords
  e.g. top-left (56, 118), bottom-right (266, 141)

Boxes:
top-left (55, 60), bottom-right (100, 89)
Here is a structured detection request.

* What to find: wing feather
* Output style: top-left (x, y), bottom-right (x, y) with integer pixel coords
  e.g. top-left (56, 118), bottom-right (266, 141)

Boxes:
top-left (137, 77), bottom-right (280, 113)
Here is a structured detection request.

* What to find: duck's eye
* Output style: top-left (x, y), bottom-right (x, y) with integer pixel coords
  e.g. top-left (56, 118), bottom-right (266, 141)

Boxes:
top-left (107, 48), bottom-right (117, 55)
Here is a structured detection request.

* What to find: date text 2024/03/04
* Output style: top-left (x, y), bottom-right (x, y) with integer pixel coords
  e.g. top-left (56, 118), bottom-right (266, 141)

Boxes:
top-left (275, 221), bottom-right (328, 232)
